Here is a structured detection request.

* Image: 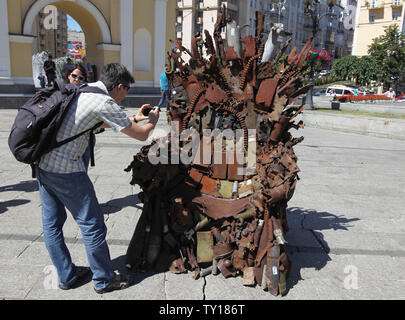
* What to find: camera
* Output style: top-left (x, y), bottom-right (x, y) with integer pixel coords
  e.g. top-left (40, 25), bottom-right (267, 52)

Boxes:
top-left (142, 107), bottom-right (152, 116)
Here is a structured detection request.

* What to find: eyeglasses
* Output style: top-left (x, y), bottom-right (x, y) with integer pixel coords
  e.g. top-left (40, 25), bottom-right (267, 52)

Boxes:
top-left (70, 73), bottom-right (85, 81)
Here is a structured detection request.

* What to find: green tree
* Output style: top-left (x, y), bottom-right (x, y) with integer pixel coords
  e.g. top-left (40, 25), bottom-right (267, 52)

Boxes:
top-left (331, 55), bottom-right (358, 81)
top-left (368, 24), bottom-right (405, 89)
top-left (331, 55), bottom-right (379, 86)
top-left (355, 56), bottom-right (379, 86)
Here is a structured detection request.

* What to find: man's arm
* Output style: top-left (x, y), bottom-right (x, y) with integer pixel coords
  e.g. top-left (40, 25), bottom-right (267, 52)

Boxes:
top-left (121, 106), bottom-right (159, 141)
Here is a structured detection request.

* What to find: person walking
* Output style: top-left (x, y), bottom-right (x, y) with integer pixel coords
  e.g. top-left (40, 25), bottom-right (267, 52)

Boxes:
top-left (35, 63), bottom-right (160, 294)
top-left (43, 55), bottom-right (57, 87)
top-left (158, 65), bottom-right (171, 110)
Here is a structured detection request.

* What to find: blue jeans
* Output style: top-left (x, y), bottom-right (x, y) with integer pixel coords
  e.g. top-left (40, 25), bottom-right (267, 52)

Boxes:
top-left (158, 89), bottom-right (171, 110)
top-left (36, 167), bottom-right (115, 290)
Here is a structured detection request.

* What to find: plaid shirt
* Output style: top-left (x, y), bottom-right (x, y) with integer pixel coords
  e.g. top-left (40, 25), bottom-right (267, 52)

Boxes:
top-left (39, 81), bottom-right (131, 173)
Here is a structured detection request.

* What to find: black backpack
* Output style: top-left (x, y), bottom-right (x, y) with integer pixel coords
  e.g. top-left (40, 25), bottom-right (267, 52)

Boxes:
top-left (8, 80), bottom-right (108, 175)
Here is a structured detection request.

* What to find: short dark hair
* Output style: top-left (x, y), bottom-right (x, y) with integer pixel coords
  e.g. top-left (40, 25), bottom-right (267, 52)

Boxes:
top-left (100, 63), bottom-right (134, 91)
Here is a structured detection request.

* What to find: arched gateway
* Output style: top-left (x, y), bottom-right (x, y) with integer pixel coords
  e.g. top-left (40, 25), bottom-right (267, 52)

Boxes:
top-left (0, 0), bottom-right (174, 93)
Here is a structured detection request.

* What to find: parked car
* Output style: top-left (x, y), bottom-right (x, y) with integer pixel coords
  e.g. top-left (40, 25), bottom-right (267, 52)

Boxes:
top-left (313, 88), bottom-right (327, 96)
top-left (395, 93), bottom-right (405, 101)
top-left (325, 85), bottom-right (356, 97)
top-left (358, 86), bottom-right (374, 95)
top-left (319, 69), bottom-right (330, 77)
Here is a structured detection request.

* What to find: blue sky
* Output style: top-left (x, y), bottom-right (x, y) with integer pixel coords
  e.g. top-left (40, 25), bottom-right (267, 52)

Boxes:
top-left (67, 15), bottom-right (82, 31)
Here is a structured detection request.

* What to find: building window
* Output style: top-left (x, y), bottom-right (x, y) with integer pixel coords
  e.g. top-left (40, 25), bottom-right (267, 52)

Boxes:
top-left (369, 13), bottom-right (376, 22)
top-left (393, 10), bottom-right (399, 21)
top-left (371, 0), bottom-right (378, 8)
top-left (134, 28), bottom-right (152, 72)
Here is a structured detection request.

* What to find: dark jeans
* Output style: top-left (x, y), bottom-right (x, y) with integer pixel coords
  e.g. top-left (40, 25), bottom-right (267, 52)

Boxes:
top-left (46, 73), bottom-right (56, 87)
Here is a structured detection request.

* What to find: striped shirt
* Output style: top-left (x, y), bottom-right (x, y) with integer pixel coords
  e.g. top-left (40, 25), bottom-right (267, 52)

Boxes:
top-left (39, 81), bottom-right (131, 173)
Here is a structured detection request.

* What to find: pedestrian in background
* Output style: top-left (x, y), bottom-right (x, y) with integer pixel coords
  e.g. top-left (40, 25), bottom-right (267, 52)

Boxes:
top-left (65, 62), bottom-right (101, 171)
top-left (43, 55), bottom-right (57, 87)
top-left (65, 63), bottom-right (87, 85)
top-left (82, 57), bottom-right (94, 82)
top-left (384, 87), bottom-right (396, 100)
top-left (38, 73), bottom-right (46, 89)
top-left (158, 65), bottom-right (172, 110)
top-left (62, 58), bottom-right (75, 83)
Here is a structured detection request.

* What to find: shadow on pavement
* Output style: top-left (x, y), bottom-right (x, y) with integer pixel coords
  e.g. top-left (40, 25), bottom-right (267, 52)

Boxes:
top-left (0, 180), bottom-right (37, 214)
top-left (285, 206), bottom-right (360, 295)
top-left (0, 180), bottom-right (38, 193)
top-left (111, 254), bottom-right (157, 286)
top-left (0, 199), bottom-right (31, 214)
top-left (100, 194), bottom-right (142, 214)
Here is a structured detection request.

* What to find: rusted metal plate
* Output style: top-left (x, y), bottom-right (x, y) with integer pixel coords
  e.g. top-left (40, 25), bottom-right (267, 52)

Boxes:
top-left (243, 267), bottom-right (256, 286)
top-left (192, 195), bottom-right (252, 220)
top-left (255, 78), bottom-right (278, 110)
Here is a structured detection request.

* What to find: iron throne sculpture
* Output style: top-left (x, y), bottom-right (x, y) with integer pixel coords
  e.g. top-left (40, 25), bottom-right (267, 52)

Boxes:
top-left (124, 10), bottom-right (312, 296)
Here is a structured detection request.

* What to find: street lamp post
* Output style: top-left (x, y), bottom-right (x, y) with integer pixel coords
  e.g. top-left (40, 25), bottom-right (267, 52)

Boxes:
top-left (303, 0), bottom-right (337, 109)
top-left (270, 0), bottom-right (287, 24)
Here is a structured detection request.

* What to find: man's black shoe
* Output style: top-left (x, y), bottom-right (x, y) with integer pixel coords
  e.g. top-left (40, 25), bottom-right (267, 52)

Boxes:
top-left (94, 274), bottom-right (131, 294)
top-left (58, 266), bottom-right (91, 290)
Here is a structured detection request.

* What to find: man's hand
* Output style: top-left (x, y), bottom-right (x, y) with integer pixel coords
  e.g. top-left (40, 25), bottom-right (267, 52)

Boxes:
top-left (148, 106), bottom-right (160, 124)
top-left (122, 105), bottom-right (160, 141)
top-left (134, 105), bottom-right (159, 124)
top-left (134, 104), bottom-right (153, 122)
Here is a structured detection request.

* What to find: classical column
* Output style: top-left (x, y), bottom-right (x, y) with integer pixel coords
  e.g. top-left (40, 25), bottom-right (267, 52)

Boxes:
top-left (401, 2), bottom-right (405, 34)
top-left (120, 0), bottom-right (133, 74)
top-left (0, 0), bottom-right (11, 80)
top-left (154, 0), bottom-right (168, 87)
top-left (351, 0), bottom-right (361, 55)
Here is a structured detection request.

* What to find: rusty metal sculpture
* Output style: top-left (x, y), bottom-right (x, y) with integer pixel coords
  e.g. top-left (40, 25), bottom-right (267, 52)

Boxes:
top-left (124, 10), bottom-right (312, 296)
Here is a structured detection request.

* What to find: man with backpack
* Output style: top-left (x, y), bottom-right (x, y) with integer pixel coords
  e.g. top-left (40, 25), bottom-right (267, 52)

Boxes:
top-left (34, 63), bottom-right (159, 294)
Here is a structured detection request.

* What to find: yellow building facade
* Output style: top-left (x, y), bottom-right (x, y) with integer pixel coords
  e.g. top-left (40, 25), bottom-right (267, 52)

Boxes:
top-left (352, 0), bottom-right (405, 56)
top-left (0, 0), bottom-right (176, 92)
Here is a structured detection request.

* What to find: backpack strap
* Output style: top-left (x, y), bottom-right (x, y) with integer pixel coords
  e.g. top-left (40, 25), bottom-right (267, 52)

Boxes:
top-left (79, 85), bottom-right (108, 95)
top-left (52, 85), bottom-right (108, 167)
top-left (54, 121), bottom-right (104, 149)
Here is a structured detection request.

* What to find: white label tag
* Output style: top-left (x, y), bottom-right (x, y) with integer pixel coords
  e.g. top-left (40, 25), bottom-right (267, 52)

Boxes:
top-left (272, 266), bottom-right (278, 275)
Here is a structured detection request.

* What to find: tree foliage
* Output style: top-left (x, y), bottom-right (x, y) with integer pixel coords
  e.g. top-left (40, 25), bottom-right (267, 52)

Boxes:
top-left (330, 55), bottom-right (378, 86)
top-left (330, 55), bottom-right (358, 82)
top-left (368, 24), bottom-right (405, 88)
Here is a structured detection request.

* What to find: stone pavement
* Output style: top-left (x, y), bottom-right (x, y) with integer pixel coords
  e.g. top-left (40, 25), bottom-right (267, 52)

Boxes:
top-left (1, 107), bottom-right (405, 301)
